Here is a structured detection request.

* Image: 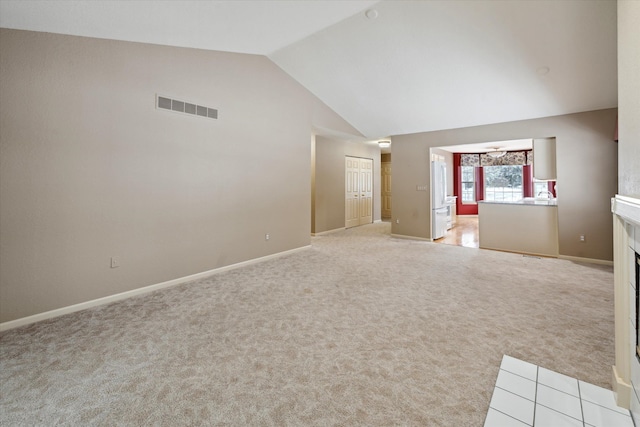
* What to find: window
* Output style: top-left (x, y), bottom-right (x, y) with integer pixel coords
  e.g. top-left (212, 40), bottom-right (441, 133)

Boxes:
top-left (484, 165), bottom-right (523, 202)
top-left (461, 165), bottom-right (475, 203)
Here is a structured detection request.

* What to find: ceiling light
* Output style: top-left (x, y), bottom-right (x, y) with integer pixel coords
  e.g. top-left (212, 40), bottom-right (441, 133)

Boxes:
top-left (486, 147), bottom-right (506, 158)
top-left (365, 9), bottom-right (379, 20)
top-left (378, 140), bottom-right (391, 148)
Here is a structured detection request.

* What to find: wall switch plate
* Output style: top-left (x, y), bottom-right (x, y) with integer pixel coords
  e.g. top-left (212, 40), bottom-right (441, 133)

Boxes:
top-left (110, 256), bottom-right (120, 268)
top-left (396, 219), bottom-right (400, 224)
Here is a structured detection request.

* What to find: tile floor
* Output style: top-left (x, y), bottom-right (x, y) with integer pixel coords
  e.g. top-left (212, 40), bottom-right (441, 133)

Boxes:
top-left (484, 355), bottom-right (635, 427)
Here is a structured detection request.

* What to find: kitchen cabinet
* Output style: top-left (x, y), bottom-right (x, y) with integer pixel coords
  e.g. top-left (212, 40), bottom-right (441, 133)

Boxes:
top-left (446, 196), bottom-right (457, 229)
top-left (533, 137), bottom-right (557, 180)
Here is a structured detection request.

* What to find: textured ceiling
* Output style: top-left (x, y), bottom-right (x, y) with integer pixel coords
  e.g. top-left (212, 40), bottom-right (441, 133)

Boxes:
top-left (0, 0), bottom-right (618, 140)
top-left (0, 0), bottom-right (378, 55)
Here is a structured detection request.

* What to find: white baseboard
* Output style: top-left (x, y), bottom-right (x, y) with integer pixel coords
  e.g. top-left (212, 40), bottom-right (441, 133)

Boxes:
top-left (480, 245), bottom-right (558, 259)
top-left (0, 245), bottom-right (311, 332)
top-left (390, 233), bottom-right (432, 242)
top-left (558, 255), bottom-right (614, 266)
top-left (311, 227), bottom-right (345, 236)
top-left (612, 365), bottom-right (632, 409)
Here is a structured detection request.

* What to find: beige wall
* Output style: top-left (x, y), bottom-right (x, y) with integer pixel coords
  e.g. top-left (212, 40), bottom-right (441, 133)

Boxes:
top-left (618, 0), bottom-right (640, 198)
top-left (0, 29), bottom-right (359, 323)
top-left (391, 109), bottom-right (618, 261)
top-left (312, 136), bottom-right (381, 234)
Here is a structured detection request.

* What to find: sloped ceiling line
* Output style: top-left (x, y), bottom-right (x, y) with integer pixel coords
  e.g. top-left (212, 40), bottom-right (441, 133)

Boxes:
top-left (0, 0), bottom-right (617, 139)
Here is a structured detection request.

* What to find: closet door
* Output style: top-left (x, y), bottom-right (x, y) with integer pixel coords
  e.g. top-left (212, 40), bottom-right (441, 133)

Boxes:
top-left (359, 158), bottom-right (373, 225)
top-left (345, 157), bottom-right (373, 228)
top-left (345, 157), bottom-right (361, 229)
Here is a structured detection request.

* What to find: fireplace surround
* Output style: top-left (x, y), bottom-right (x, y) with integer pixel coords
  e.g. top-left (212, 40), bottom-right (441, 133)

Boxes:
top-left (635, 252), bottom-right (640, 363)
top-left (611, 195), bottom-right (640, 422)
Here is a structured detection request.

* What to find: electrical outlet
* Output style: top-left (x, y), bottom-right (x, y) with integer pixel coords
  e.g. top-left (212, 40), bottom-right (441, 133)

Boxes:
top-left (579, 234), bottom-right (586, 242)
top-left (265, 234), bottom-right (270, 241)
top-left (110, 256), bottom-right (120, 268)
top-left (396, 219), bottom-right (400, 224)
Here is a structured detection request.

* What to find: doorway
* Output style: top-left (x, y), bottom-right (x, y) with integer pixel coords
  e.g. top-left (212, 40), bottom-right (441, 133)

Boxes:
top-left (381, 161), bottom-right (391, 219)
top-left (434, 215), bottom-right (479, 248)
top-left (345, 156), bottom-right (373, 228)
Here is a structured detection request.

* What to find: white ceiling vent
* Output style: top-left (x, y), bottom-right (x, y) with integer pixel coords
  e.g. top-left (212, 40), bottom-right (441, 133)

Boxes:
top-left (156, 95), bottom-right (218, 120)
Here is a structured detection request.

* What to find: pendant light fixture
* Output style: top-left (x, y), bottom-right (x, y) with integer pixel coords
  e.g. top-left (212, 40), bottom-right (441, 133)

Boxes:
top-left (486, 147), bottom-right (506, 158)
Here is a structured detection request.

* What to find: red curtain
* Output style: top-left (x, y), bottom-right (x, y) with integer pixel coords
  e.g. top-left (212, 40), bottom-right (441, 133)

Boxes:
top-left (523, 165), bottom-right (533, 198)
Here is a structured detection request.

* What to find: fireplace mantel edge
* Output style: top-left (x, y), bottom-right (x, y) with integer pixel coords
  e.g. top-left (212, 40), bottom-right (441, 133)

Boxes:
top-left (612, 195), bottom-right (640, 225)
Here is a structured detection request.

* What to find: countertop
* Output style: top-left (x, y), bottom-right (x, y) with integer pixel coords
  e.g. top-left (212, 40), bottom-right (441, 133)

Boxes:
top-left (478, 198), bottom-right (557, 206)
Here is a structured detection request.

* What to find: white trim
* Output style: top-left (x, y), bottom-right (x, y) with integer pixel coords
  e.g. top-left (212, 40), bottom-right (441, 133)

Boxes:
top-left (390, 233), bottom-right (432, 242)
top-left (610, 194), bottom-right (640, 409)
top-left (612, 365), bottom-right (632, 409)
top-left (558, 255), bottom-right (614, 266)
top-left (612, 215), bottom-right (632, 409)
top-left (311, 227), bottom-right (345, 237)
top-left (612, 195), bottom-right (640, 226)
top-left (0, 245), bottom-right (311, 332)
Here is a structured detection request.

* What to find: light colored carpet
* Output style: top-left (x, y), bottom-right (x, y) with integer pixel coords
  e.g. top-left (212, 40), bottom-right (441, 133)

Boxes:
top-left (0, 222), bottom-right (614, 426)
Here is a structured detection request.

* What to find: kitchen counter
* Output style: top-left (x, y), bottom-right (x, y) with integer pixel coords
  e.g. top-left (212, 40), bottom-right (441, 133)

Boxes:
top-left (478, 200), bottom-right (559, 257)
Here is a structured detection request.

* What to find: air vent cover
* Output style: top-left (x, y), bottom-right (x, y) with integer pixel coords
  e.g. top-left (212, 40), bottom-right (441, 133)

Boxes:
top-left (156, 95), bottom-right (218, 120)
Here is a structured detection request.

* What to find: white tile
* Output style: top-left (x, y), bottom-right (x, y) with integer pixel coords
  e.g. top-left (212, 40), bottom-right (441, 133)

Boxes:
top-left (537, 367), bottom-right (579, 397)
top-left (496, 369), bottom-right (537, 400)
top-left (500, 355), bottom-right (538, 381)
top-left (534, 404), bottom-right (583, 427)
top-left (490, 387), bottom-right (535, 425)
top-left (583, 400), bottom-right (634, 427)
top-left (484, 408), bottom-right (530, 427)
top-left (579, 381), bottom-right (630, 415)
top-left (536, 384), bottom-right (582, 421)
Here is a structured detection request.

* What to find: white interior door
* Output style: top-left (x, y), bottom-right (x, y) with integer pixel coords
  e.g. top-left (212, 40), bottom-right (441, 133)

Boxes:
top-left (345, 157), bottom-right (361, 228)
top-left (359, 158), bottom-right (373, 225)
top-left (345, 157), bottom-right (373, 228)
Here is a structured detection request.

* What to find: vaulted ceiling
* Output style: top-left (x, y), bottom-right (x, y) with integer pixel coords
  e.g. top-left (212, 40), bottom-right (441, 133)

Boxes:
top-left (0, 0), bottom-right (618, 140)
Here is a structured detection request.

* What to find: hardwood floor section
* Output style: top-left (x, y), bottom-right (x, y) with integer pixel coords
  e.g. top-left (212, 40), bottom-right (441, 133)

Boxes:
top-left (434, 215), bottom-right (479, 248)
